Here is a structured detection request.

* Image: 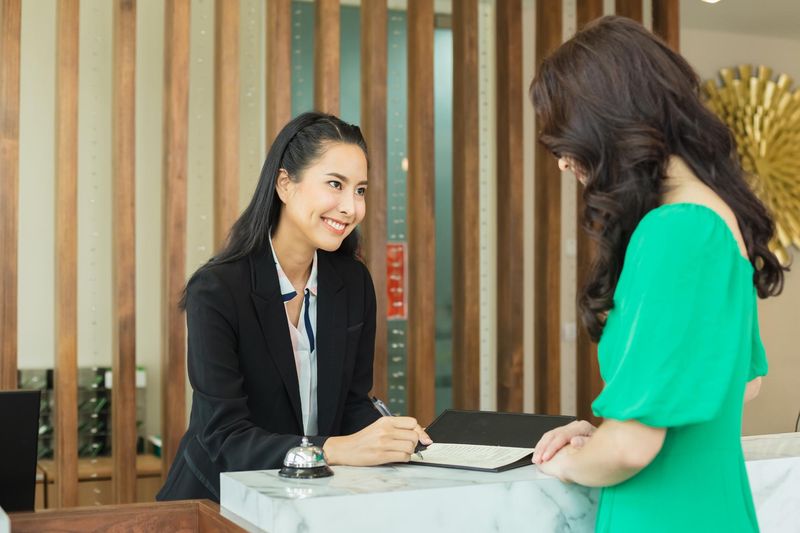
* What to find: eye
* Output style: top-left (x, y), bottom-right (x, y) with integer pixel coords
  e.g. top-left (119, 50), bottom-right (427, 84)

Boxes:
top-left (356, 187), bottom-right (367, 197)
top-left (327, 180), bottom-right (343, 190)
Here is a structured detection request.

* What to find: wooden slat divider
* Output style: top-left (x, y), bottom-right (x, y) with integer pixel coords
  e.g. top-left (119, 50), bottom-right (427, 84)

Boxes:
top-left (213, 0), bottom-right (239, 248)
top-left (615, 0), bottom-right (643, 22)
top-left (54, 0), bottom-right (80, 508)
top-left (265, 0), bottom-right (291, 145)
top-left (575, 0), bottom-right (604, 423)
top-left (533, 0), bottom-right (562, 415)
top-left (161, 0), bottom-right (190, 476)
top-left (451, 0), bottom-right (480, 410)
top-left (314, 0), bottom-right (340, 115)
top-left (360, 0), bottom-right (388, 401)
top-left (652, 0), bottom-right (679, 52)
top-left (406, 0), bottom-right (435, 425)
top-left (0, 0), bottom-right (21, 391)
top-left (111, 0), bottom-right (138, 504)
top-left (496, 0), bottom-right (524, 413)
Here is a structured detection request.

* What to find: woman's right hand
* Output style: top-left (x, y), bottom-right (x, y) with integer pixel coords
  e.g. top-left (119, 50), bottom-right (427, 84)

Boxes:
top-left (323, 416), bottom-right (432, 466)
top-left (532, 420), bottom-right (596, 464)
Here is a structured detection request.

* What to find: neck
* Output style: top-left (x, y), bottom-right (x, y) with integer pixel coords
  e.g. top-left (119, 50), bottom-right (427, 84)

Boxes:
top-left (271, 223), bottom-right (315, 287)
top-left (662, 155), bottom-right (700, 203)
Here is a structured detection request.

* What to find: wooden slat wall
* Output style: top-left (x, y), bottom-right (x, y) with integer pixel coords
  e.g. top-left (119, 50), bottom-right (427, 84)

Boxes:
top-left (652, 0), bottom-right (679, 51)
top-left (615, 0), bottom-right (643, 22)
top-left (360, 0), bottom-right (388, 401)
top-left (495, 0), bottom-right (524, 413)
top-left (0, 0), bottom-right (21, 391)
top-left (575, 0), bottom-right (604, 422)
top-left (265, 0), bottom-right (292, 144)
top-left (111, 0), bottom-right (138, 504)
top-left (314, 0), bottom-right (340, 115)
top-left (533, 0), bottom-right (562, 415)
top-left (213, 0), bottom-right (239, 248)
top-left (452, 0), bottom-right (480, 411)
top-left (54, 0), bottom-right (79, 508)
top-left (161, 0), bottom-right (190, 476)
top-left (406, 0), bottom-right (435, 425)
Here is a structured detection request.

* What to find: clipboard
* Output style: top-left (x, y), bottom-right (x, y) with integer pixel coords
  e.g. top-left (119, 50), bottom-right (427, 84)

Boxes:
top-left (410, 409), bottom-right (576, 472)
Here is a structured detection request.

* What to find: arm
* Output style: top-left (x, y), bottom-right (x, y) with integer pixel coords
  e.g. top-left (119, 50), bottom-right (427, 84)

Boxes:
top-left (187, 269), bottom-right (307, 472)
top-left (744, 377), bottom-right (762, 403)
top-left (537, 419), bottom-right (666, 487)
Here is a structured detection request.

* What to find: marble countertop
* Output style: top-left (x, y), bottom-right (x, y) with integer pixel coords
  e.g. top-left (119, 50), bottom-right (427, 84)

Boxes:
top-left (221, 433), bottom-right (800, 533)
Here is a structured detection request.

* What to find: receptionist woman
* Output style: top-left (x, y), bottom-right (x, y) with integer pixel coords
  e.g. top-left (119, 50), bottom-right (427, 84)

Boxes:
top-left (158, 112), bottom-right (431, 502)
top-left (528, 17), bottom-right (785, 533)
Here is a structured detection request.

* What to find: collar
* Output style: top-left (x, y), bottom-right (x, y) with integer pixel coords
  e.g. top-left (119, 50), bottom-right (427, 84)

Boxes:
top-left (269, 233), bottom-right (318, 302)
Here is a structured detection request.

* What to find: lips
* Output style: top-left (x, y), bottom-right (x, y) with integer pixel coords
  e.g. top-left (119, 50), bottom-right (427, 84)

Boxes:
top-left (322, 217), bottom-right (348, 235)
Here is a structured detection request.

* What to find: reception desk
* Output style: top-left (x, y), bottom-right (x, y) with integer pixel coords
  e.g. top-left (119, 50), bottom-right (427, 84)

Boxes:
top-left (220, 433), bottom-right (800, 533)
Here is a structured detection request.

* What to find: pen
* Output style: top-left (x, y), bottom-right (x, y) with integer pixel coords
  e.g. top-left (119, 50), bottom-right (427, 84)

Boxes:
top-left (370, 396), bottom-right (427, 458)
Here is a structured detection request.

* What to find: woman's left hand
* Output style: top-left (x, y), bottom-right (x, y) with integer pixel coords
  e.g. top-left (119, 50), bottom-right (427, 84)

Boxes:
top-left (535, 444), bottom-right (577, 483)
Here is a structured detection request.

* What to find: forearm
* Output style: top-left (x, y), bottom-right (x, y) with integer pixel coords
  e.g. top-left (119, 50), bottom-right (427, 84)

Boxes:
top-left (560, 420), bottom-right (665, 487)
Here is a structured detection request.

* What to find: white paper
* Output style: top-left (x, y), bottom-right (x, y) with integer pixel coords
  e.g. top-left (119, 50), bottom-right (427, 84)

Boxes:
top-left (409, 443), bottom-right (534, 470)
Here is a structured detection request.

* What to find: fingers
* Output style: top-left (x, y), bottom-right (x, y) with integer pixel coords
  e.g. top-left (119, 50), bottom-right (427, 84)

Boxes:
top-left (415, 425), bottom-right (433, 445)
top-left (571, 436), bottom-right (588, 448)
top-left (383, 416), bottom-right (420, 430)
top-left (533, 420), bottom-right (594, 464)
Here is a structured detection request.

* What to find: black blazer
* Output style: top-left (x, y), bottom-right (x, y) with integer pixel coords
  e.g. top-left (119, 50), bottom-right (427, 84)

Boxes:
top-left (156, 243), bottom-right (381, 502)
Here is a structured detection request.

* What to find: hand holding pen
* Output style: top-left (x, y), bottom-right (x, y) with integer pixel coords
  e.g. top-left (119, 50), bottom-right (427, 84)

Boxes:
top-left (371, 396), bottom-right (433, 458)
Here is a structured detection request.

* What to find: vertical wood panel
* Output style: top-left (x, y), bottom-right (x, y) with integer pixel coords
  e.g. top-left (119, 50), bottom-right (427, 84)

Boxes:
top-left (0, 0), bottom-right (21, 391)
top-left (652, 0), bottom-right (679, 52)
top-left (534, 0), bottom-right (562, 415)
top-left (451, 0), bottom-right (480, 410)
top-left (54, 0), bottom-right (79, 508)
top-left (213, 0), bottom-right (239, 248)
top-left (161, 0), bottom-right (190, 476)
top-left (406, 0), bottom-right (435, 425)
top-left (575, 0), bottom-right (603, 423)
top-left (615, 0), bottom-right (643, 22)
top-left (314, 0), bottom-right (339, 115)
top-left (496, 0), bottom-right (524, 413)
top-left (266, 0), bottom-right (291, 145)
top-left (361, 0), bottom-right (388, 401)
top-left (111, 0), bottom-right (138, 504)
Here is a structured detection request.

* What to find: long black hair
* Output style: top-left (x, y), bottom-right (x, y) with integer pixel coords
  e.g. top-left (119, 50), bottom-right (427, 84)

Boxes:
top-left (530, 16), bottom-right (786, 341)
top-left (181, 111), bottom-right (368, 307)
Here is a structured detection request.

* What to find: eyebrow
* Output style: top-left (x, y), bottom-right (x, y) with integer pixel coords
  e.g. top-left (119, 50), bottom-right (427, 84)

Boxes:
top-left (326, 172), bottom-right (368, 186)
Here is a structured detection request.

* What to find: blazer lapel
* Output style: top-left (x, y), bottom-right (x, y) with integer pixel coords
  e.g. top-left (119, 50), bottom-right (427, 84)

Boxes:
top-left (249, 244), bottom-right (303, 432)
top-left (315, 252), bottom-right (346, 436)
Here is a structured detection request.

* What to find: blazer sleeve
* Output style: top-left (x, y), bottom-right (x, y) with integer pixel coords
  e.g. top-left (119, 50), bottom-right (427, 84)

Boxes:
top-left (185, 268), bottom-right (313, 474)
top-left (340, 262), bottom-right (382, 435)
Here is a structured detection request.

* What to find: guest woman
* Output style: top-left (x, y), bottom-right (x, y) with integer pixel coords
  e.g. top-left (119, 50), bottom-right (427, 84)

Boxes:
top-left (528, 16), bottom-right (785, 532)
top-left (158, 112), bottom-right (431, 502)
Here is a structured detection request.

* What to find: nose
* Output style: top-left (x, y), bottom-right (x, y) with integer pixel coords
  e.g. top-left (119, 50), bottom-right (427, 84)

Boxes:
top-left (557, 157), bottom-right (569, 172)
top-left (339, 190), bottom-right (355, 218)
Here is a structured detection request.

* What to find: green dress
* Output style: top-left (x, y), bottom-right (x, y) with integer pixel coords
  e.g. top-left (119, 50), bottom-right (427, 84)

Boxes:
top-left (592, 203), bottom-right (767, 533)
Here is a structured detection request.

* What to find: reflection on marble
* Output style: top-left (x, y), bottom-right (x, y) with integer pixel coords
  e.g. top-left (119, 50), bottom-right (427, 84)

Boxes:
top-left (221, 464), bottom-right (598, 533)
top-left (221, 433), bottom-right (800, 533)
top-left (0, 505), bottom-right (8, 533)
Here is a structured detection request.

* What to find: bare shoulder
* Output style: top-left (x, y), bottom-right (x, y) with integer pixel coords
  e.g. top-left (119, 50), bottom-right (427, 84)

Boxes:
top-left (663, 160), bottom-right (748, 257)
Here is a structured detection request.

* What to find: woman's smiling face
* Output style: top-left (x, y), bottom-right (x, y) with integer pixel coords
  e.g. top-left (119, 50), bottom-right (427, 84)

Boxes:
top-left (276, 142), bottom-right (368, 252)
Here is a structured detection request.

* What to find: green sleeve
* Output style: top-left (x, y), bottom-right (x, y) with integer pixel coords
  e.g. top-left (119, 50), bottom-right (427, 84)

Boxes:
top-left (592, 208), bottom-right (754, 427)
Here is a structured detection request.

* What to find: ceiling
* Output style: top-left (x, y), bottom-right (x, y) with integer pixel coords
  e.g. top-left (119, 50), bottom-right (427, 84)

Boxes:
top-left (681, 0), bottom-right (800, 40)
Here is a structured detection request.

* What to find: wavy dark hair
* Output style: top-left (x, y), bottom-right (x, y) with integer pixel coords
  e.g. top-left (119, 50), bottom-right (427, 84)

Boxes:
top-left (181, 111), bottom-right (368, 308)
top-left (530, 16), bottom-right (786, 341)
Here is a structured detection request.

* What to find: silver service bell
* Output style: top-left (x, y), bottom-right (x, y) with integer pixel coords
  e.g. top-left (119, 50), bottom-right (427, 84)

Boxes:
top-left (278, 436), bottom-right (334, 479)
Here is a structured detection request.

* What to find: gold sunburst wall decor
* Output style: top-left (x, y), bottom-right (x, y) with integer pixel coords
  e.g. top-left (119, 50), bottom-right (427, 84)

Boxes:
top-left (703, 65), bottom-right (800, 266)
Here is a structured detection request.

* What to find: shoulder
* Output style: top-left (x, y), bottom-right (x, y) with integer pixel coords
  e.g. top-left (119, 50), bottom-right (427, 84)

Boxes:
top-left (186, 257), bottom-right (251, 304)
top-left (627, 203), bottom-right (739, 264)
top-left (322, 252), bottom-right (372, 287)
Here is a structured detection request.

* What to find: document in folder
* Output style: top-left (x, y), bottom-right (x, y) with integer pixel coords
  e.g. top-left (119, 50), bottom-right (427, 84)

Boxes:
top-left (409, 409), bottom-right (576, 472)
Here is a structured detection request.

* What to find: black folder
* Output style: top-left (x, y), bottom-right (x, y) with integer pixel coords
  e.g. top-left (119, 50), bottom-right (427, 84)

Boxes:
top-left (412, 409), bottom-right (576, 472)
top-left (0, 389), bottom-right (41, 511)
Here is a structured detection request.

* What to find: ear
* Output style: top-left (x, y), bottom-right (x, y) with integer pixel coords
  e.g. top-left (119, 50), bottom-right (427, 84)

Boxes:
top-left (275, 169), bottom-right (293, 203)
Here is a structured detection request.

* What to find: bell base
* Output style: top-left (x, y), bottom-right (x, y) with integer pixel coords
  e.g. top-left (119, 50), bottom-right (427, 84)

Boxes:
top-left (278, 465), bottom-right (334, 479)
